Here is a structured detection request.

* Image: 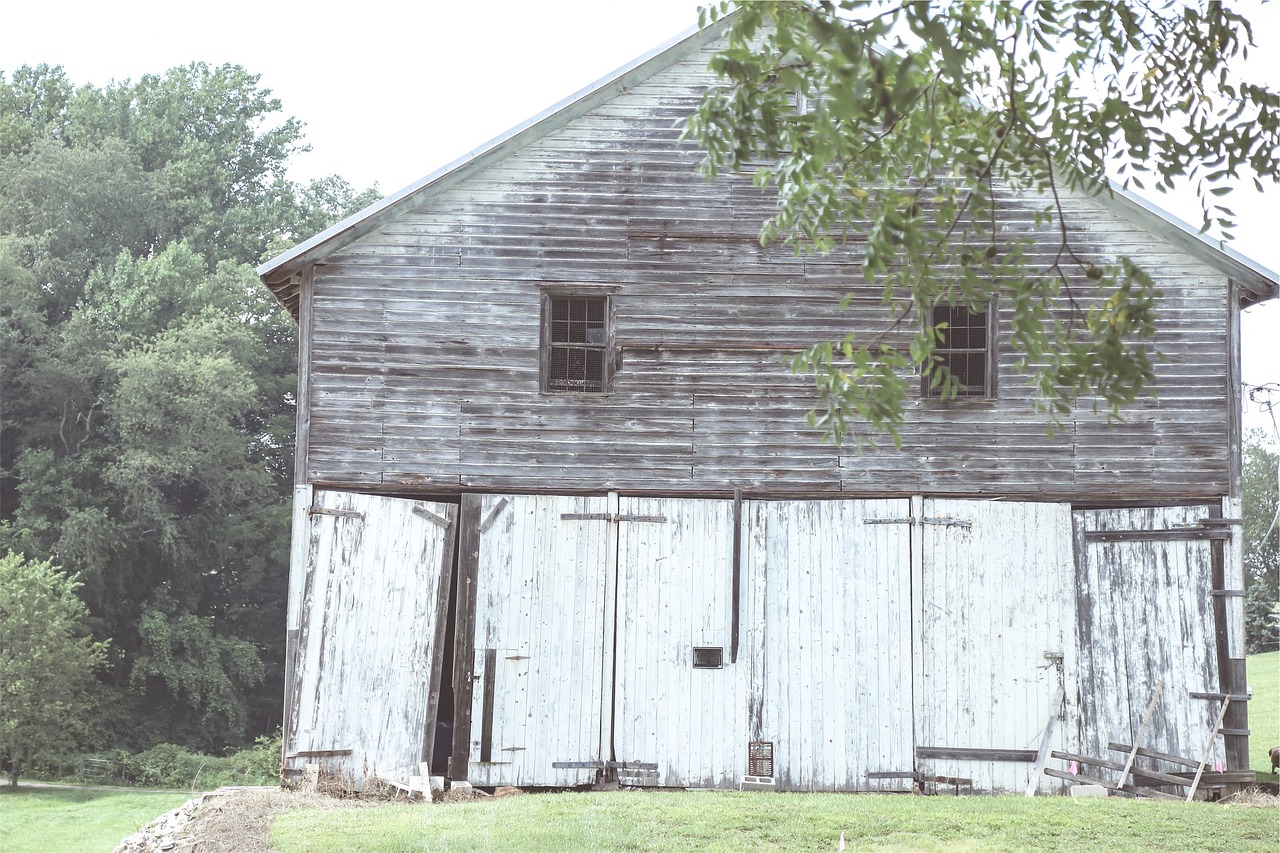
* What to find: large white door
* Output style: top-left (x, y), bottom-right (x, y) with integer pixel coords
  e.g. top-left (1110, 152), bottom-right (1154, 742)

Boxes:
top-left (1073, 506), bottom-right (1224, 769)
top-left (613, 497), bottom-right (745, 787)
top-left (288, 490), bottom-right (456, 788)
top-left (914, 499), bottom-right (1073, 794)
top-left (747, 498), bottom-right (916, 791)
top-left (466, 494), bottom-right (611, 786)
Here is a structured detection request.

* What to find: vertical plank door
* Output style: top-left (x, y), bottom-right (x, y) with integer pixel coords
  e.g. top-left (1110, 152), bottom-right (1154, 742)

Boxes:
top-left (612, 497), bottom-right (745, 788)
top-left (287, 490), bottom-right (457, 789)
top-left (914, 499), bottom-right (1074, 794)
top-left (1073, 506), bottom-right (1224, 770)
top-left (465, 494), bottom-right (611, 787)
top-left (748, 498), bottom-right (915, 791)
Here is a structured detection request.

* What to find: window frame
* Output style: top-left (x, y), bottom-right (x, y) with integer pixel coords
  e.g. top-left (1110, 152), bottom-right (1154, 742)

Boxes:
top-left (539, 288), bottom-right (616, 395)
top-left (922, 301), bottom-right (997, 400)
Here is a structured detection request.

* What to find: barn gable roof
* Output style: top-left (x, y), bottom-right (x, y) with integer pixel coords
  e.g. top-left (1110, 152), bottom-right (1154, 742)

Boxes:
top-left (257, 18), bottom-right (1278, 314)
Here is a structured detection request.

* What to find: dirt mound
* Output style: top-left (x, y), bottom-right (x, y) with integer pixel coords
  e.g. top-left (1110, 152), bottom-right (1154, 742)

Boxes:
top-left (112, 786), bottom-right (381, 853)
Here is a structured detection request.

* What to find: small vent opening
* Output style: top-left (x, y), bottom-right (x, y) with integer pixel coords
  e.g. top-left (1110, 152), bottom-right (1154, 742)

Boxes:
top-left (692, 647), bottom-right (723, 669)
top-left (748, 741), bottom-right (774, 778)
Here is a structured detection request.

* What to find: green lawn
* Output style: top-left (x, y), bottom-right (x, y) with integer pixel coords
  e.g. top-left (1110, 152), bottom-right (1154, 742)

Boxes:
top-left (1248, 650), bottom-right (1278, 777)
top-left (270, 790), bottom-right (1279, 853)
top-left (0, 785), bottom-right (190, 853)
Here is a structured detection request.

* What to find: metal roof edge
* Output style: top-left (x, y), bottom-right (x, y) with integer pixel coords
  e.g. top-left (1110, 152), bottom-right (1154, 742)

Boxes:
top-left (1093, 179), bottom-right (1278, 303)
top-left (257, 15), bottom-right (730, 283)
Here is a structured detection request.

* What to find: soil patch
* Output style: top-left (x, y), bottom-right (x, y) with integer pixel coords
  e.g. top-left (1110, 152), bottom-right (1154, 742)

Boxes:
top-left (112, 786), bottom-right (387, 853)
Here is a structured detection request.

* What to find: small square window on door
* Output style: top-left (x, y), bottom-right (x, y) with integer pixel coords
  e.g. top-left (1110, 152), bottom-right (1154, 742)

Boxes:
top-left (924, 303), bottom-right (994, 398)
top-left (542, 293), bottom-right (612, 393)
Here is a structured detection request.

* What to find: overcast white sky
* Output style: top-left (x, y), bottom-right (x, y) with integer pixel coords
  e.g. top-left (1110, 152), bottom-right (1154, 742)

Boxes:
top-left (3, 0), bottom-right (1276, 434)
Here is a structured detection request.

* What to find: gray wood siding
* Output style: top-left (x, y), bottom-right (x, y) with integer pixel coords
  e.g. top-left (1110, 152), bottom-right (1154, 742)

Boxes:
top-left (302, 42), bottom-right (1231, 500)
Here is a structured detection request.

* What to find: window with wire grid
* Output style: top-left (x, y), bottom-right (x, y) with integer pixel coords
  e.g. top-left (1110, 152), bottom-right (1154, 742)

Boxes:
top-left (543, 293), bottom-right (611, 393)
top-left (925, 304), bottom-right (992, 398)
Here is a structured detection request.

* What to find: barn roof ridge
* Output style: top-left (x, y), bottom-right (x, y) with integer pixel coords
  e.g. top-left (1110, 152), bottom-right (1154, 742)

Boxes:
top-left (257, 16), bottom-right (1278, 305)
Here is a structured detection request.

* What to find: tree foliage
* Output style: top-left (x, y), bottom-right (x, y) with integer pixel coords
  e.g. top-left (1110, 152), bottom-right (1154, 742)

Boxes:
top-left (687, 1), bottom-right (1279, 445)
top-left (0, 62), bottom-right (372, 752)
top-left (1243, 431), bottom-right (1279, 653)
top-left (0, 551), bottom-right (109, 785)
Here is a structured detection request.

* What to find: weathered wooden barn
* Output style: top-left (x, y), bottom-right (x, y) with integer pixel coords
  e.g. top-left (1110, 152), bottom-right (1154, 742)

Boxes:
top-left (257, 21), bottom-right (1278, 795)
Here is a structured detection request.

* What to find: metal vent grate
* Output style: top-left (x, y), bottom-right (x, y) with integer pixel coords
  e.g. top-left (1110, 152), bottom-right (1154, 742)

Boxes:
top-left (748, 741), bottom-right (774, 777)
top-left (929, 304), bottom-right (989, 397)
top-left (692, 646), bottom-right (723, 669)
top-left (547, 295), bottom-right (607, 392)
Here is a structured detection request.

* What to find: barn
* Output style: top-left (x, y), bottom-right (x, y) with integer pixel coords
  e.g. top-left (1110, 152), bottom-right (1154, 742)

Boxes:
top-left (257, 20), bottom-right (1277, 795)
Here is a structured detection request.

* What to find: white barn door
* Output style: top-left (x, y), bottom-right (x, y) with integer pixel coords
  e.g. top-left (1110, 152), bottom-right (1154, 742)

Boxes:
top-left (914, 499), bottom-right (1074, 794)
top-left (612, 497), bottom-right (745, 788)
top-left (466, 494), bottom-right (611, 787)
top-left (747, 498), bottom-right (915, 791)
top-left (288, 490), bottom-right (456, 788)
top-left (1073, 506), bottom-right (1224, 770)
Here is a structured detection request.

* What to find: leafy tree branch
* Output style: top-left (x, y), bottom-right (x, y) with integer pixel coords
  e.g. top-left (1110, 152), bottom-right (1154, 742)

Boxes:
top-left (686, 1), bottom-right (1279, 446)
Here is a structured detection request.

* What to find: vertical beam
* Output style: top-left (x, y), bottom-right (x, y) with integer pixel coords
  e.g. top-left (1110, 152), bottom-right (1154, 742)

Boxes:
top-left (1222, 279), bottom-right (1250, 771)
top-left (282, 266), bottom-right (314, 769)
top-left (421, 504), bottom-right (459, 764)
top-left (1227, 279), bottom-right (1243, 504)
top-left (731, 488), bottom-right (742, 664)
top-left (449, 495), bottom-right (482, 780)
top-left (292, 267), bottom-right (314, 488)
top-left (909, 494), bottom-right (925, 777)
top-left (599, 491), bottom-right (620, 766)
top-left (282, 267), bottom-right (314, 770)
top-left (479, 648), bottom-right (497, 763)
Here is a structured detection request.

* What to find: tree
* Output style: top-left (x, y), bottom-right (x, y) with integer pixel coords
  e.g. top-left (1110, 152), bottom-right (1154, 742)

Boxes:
top-left (0, 551), bottom-right (108, 785)
top-left (0, 62), bottom-right (376, 752)
top-left (688, 1), bottom-right (1279, 445)
top-left (1243, 431), bottom-right (1279, 653)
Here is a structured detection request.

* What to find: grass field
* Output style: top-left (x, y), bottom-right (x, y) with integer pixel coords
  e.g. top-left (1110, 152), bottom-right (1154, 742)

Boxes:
top-left (1247, 650), bottom-right (1278, 777)
top-left (0, 785), bottom-right (190, 853)
top-left (270, 789), bottom-right (1279, 853)
top-left (6, 654), bottom-right (1276, 853)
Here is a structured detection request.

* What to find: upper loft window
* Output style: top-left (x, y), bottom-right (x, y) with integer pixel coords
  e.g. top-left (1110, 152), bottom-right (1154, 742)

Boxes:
top-left (542, 293), bottom-right (612, 393)
top-left (925, 304), bottom-right (992, 398)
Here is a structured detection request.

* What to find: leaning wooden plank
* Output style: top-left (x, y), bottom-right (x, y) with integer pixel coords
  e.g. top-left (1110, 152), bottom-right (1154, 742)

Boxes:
top-left (1107, 742), bottom-right (1204, 770)
top-left (1186, 697), bottom-right (1231, 802)
top-left (1026, 685), bottom-right (1065, 797)
top-left (1050, 751), bottom-right (1191, 787)
top-left (1118, 678), bottom-right (1164, 790)
top-left (1042, 768), bottom-right (1184, 802)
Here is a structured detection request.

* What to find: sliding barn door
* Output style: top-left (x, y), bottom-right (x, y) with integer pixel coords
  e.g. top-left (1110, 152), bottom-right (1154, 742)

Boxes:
top-left (1073, 506), bottom-right (1224, 768)
top-left (747, 498), bottom-right (915, 791)
top-left (612, 497), bottom-right (744, 788)
top-left (914, 499), bottom-right (1073, 794)
top-left (287, 490), bottom-right (456, 788)
top-left (465, 494), bottom-right (611, 787)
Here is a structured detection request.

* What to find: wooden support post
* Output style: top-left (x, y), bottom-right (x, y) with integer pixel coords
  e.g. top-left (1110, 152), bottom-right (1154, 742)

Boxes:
top-left (1186, 697), bottom-right (1231, 802)
top-left (599, 491), bottom-right (620, 769)
top-left (1117, 679), bottom-right (1163, 791)
top-left (730, 488), bottom-right (742, 664)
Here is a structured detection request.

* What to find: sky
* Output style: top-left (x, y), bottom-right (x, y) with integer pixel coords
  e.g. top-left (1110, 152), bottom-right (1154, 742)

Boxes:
top-left (2, 0), bottom-right (1277, 435)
